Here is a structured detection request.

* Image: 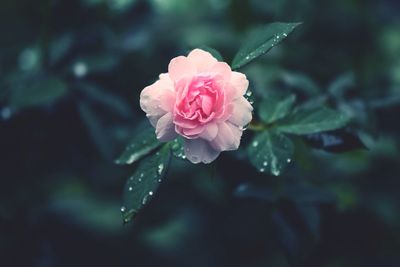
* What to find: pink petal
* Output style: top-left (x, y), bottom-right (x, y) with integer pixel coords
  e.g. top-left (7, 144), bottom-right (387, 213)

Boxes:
top-left (211, 122), bottom-right (242, 151)
top-left (201, 94), bottom-right (213, 115)
top-left (184, 138), bottom-right (220, 164)
top-left (182, 125), bottom-right (205, 137)
top-left (187, 49), bottom-right (218, 72)
top-left (228, 96), bottom-right (253, 127)
top-left (209, 62), bottom-right (232, 80)
top-left (227, 71), bottom-right (249, 101)
top-left (199, 123), bottom-right (218, 141)
top-left (168, 56), bottom-right (197, 82)
top-left (155, 113), bottom-right (177, 141)
top-left (140, 77), bottom-right (176, 127)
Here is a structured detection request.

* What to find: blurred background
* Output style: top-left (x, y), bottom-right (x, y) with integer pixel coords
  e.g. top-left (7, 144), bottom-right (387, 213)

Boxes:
top-left (1, 0), bottom-right (400, 266)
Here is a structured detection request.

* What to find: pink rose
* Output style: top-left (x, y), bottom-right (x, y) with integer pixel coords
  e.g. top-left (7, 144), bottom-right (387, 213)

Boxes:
top-left (140, 49), bottom-right (253, 163)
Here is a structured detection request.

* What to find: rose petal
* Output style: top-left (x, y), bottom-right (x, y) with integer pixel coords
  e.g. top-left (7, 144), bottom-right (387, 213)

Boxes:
top-left (184, 138), bottom-right (220, 164)
top-left (210, 62), bottom-right (232, 80)
top-left (199, 123), bottom-right (218, 141)
top-left (140, 78), bottom-right (176, 127)
top-left (226, 71), bottom-right (249, 101)
top-left (187, 49), bottom-right (218, 72)
top-left (228, 96), bottom-right (253, 127)
top-left (156, 113), bottom-right (177, 141)
top-left (168, 56), bottom-right (197, 82)
top-left (211, 122), bottom-right (242, 151)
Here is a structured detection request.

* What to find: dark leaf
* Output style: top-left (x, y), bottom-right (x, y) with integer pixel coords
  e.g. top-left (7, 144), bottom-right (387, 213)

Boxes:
top-left (259, 94), bottom-right (296, 124)
top-left (232, 22), bottom-right (301, 69)
top-left (121, 145), bottom-right (171, 223)
top-left (277, 107), bottom-right (350, 135)
top-left (10, 75), bottom-right (68, 110)
top-left (304, 129), bottom-right (367, 153)
top-left (78, 82), bottom-right (133, 119)
top-left (115, 122), bottom-right (161, 165)
top-left (78, 101), bottom-right (113, 160)
top-left (247, 131), bottom-right (294, 176)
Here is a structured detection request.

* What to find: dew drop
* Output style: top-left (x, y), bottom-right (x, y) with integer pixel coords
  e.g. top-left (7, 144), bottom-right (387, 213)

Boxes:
top-left (252, 141), bottom-right (259, 147)
top-left (120, 206), bottom-right (126, 212)
top-left (142, 195), bottom-right (149, 205)
top-left (263, 161), bottom-right (268, 166)
top-left (140, 173), bottom-right (144, 178)
top-left (286, 158), bottom-right (292, 163)
top-left (157, 163), bottom-right (164, 175)
top-left (272, 169), bottom-right (281, 176)
top-left (149, 191), bottom-right (153, 196)
top-left (128, 186), bottom-right (133, 191)
top-left (260, 168), bottom-right (265, 172)
top-left (73, 61), bottom-right (88, 78)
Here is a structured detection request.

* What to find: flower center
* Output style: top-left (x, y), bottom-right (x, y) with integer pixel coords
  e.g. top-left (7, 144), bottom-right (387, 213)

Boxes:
top-left (176, 75), bottom-right (222, 123)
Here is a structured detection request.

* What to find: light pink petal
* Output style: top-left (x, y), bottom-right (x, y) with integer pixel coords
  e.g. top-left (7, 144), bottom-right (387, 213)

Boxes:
top-left (209, 62), bottom-right (232, 80)
top-left (211, 122), bottom-right (243, 151)
top-left (155, 113), bottom-right (177, 141)
top-left (184, 138), bottom-right (220, 164)
top-left (199, 123), bottom-right (218, 141)
top-left (226, 71), bottom-right (249, 101)
top-left (140, 79), bottom-right (176, 127)
top-left (228, 96), bottom-right (253, 127)
top-left (182, 125), bottom-right (205, 137)
top-left (201, 94), bottom-right (213, 115)
top-left (168, 56), bottom-right (197, 82)
top-left (187, 49), bottom-right (218, 72)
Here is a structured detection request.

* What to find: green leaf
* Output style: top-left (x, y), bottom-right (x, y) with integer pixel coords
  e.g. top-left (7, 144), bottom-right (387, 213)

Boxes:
top-left (280, 72), bottom-right (320, 96)
top-left (115, 122), bottom-right (161, 165)
top-left (78, 82), bottom-right (133, 118)
top-left (198, 45), bottom-right (224, 61)
top-left (10, 76), bottom-right (68, 110)
top-left (277, 107), bottom-right (350, 135)
top-left (259, 94), bottom-right (296, 124)
top-left (72, 53), bottom-right (120, 77)
top-left (78, 101), bottom-right (113, 160)
top-left (121, 145), bottom-right (171, 223)
top-left (232, 22), bottom-right (301, 69)
top-left (247, 131), bottom-right (294, 176)
top-left (170, 137), bottom-right (186, 160)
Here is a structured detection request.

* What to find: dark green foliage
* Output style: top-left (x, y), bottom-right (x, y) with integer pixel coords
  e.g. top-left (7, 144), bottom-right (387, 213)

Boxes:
top-left (115, 122), bottom-right (161, 165)
top-left (121, 144), bottom-right (171, 223)
top-left (247, 131), bottom-right (294, 176)
top-left (232, 22), bottom-right (301, 69)
top-left (1, 0), bottom-right (399, 266)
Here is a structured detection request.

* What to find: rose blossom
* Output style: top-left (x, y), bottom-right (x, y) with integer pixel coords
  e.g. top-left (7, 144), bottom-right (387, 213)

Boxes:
top-left (140, 49), bottom-right (253, 164)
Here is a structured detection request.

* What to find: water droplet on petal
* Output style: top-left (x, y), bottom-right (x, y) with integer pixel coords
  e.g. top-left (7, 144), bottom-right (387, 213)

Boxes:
top-left (128, 186), bottom-right (133, 191)
top-left (263, 161), bottom-right (268, 166)
top-left (120, 206), bottom-right (126, 212)
top-left (149, 191), bottom-right (153, 196)
top-left (260, 168), bottom-right (265, 172)
top-left (286, 158), bottom-right (292, 163)
top-left (252, 141), bottom-right (259, 147)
